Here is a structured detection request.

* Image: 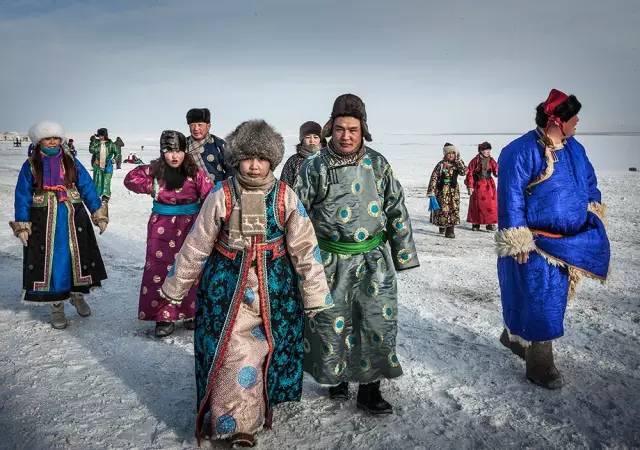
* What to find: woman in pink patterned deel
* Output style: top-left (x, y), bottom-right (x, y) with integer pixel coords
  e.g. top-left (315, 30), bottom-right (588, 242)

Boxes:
top-left (124, 130), bottom-right (213, 337)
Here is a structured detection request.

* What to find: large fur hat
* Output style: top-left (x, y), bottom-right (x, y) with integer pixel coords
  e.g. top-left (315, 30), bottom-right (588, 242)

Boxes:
top-left (443, 142), bottom-right (459, 156)
top-left (28, 121), bottom-right (65, 144)
top-left (321, 93), bottom-right (372, 142)
top-left (299, 121), bottom-right (322, 142)
top-left (225, 120), bottom-right (285, 169)
top-left (186, 108), bottom-right (211, 124)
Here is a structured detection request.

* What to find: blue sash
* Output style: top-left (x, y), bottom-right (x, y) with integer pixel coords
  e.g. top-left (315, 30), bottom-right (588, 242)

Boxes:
top-left (152, 200), bottom-right (201, 216)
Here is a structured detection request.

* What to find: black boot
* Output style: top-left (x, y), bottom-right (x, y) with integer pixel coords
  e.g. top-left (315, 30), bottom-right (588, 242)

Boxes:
top-left (445, 226), bottom-right (455, 238)
top-left (155, 321), bottom-right (175, 338)
top-left (472, 224), bottom-right (480, 231)
top-left (438, 227), bottom-right (445, 234)
top-left (357, 381), bottom-right (392, 415)
top-left (486, 224), bottom-right (497, 231)
top-left (526, 341), bottom-right (563, 389)
top-left (328, 381), bottom-right (349, 400)
top-left (499, 328), bottom-right (525, 360)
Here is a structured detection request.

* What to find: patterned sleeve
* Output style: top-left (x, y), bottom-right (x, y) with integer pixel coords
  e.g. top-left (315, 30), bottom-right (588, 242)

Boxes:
top-left (283, 185), bottom-right (333, 312)
top-left (123, 165), bottom-right (153, 195)
top-left (294, 155), bottom-right (325, 212)
top-left (88, 139), bottom-right (99, 156)
top-left (465, 156), bottom-right (477, 188)
top-left (382, 164), bottom-right (420, 271)
top-left (279, 155), bottom-right (297, 188)
top-left (195, 169), bottom-right (214, 200)
top-left (426, 162), bottom-right (441, 197)
top-left (160, 185), bottom-right (227, 302)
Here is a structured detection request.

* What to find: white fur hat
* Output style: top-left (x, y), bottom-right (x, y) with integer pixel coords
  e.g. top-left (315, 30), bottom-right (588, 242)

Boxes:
top-left (28, 121), bottom-right (65, 144)
top-left (443, 143), bottom-right (459, 156)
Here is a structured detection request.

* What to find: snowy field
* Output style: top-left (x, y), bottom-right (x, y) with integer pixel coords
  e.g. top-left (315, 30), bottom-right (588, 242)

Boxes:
top-left (0, 134), bottom-right (639, 449)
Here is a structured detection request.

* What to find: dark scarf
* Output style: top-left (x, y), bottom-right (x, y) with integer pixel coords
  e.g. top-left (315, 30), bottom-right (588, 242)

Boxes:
top-left (164, 166), bottom-right (187, 191)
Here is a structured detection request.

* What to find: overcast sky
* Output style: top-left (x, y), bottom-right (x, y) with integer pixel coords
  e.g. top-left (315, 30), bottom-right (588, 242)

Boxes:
top-left (1, 0), bottom-right (639, 140)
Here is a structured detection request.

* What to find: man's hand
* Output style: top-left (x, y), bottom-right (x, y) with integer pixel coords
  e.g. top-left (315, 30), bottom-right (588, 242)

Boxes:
top-left (17, 231), bottom-right (29, 246)
top-left (515, 251), bottom-right (530, 264)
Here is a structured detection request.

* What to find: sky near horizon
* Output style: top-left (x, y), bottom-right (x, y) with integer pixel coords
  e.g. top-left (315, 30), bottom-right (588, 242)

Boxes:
top-left (1, 0), bottom-right (639, 140)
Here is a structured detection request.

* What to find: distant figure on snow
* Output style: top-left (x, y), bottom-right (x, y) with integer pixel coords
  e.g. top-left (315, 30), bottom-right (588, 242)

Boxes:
top-left (279, 120), bottom-right (325, 187)
top-left (89, 127), bottom-right (121, 202)
top-left (465, 141), bottom-right (498, 231)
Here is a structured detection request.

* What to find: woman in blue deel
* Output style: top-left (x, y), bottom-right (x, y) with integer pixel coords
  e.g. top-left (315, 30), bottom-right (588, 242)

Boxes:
top-left (495, 89), bottom-right (610, 389)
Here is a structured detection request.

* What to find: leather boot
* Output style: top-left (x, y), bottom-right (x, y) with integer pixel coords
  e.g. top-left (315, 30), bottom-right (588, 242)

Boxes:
top-left (499, 328), bottom-right (525, 360)
top-left (70, 293), bottom-right (91, 317)
top-left (486, 224), bottom-right (497, 231)
top-left (526, 341), bottom-right (563, 389)
top-left (472, 224), bottom-right (480, 231)
top-left (155, 321), bottom-right (175, 338)
top-left (438, 227), bottom-right (445, 234)
top-left (328, 381), bottom-right (349, 400)
top-left (51, 302), bottom-right (68, 329)
top-left (357, 381), bottom-right (392, 415)
top-left (183, 318), bottom-right (196, 330)
top-left (445, 226), bottom-right (455, 238)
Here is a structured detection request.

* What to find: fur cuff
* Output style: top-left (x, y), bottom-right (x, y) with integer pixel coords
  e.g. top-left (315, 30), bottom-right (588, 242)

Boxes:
top-left (91, 202), bottom-right (109, 226)
top-left (9, 221), bottom-right (32, 237)
top-left (588, 201), bottom-right (606, 223)
top-left (495, 226), bottom-right (536, 257)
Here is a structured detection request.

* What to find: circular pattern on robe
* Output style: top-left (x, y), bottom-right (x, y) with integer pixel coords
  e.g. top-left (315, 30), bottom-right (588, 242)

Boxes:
top-left (178, 313), bottom-right (185, 319)
top-left (397, 249), bottom-right (412, 265)
top-left (77, 227), bottom-right (83, 232)
top-left (334, 361), bottom-right (346, 376)
top-left (346, 334), bottom-right (358, 350)
top-left (388, 352), bottom-right (400, 368)
top-left (152, 215), bottom-right (158, 223)
top-left (360, 358), bottom-right (371, 372)
top-left (169, 240), bottom-right (176, 248)
top-left (367, 281), bottom-right (379, 297)
top-left (28, 264), bottom-right (34, 270)
top-left (151, 300), bottom-right (159, 307)
top-left (162, 310), bottom-right (170, 318)
top-left (206, 154), bottom-right (215, 162)
top-left (145, 262), bottom-right (152, 269)
top-left (251, 325), bottom-right (266, 341)
top-left (157, 227), bottom-right (165, 235)
top-left (303, 338), bottom-right (311, 353)
top-left (153, 275), bottom-right (162, 284)
top-left (324, 293), bottom-right (334, 306)
top-left (367, 201), bottom-right (381, 217)
top-left (377, 257), bottom-right (387, 273)
top-left (356, 261), bottom-right (367, 280)
top-left (371, 330), bottom-right (384, 346)
top-left (216, 414), bottom-right (236, 434)
top-left (171, 216), bottom-right (177, 224)
top-left (351, 180), bottom-right (362, 195)
top-left (322, 251), bottom-right (333, 266)
top-left (322, 342), bottom-right (334, 356)
top-left (313, 246), bottom-right (322, 263)
top-left (333, 316), bottom-right (345, 334)
top-left (337, 206), bottom-right (352, 223)
top-left (244, 288), bottom-right (255, 305)
top-left (142, 286), bottom-right (148, 295)
top-left (155, 250), bottom-right (163, 259)
top-left (361, 156), bottom-right (373, 169)
top-left (217, 164), bottom-right (223, 172)
top-left (354, 227), bottom-right (369, 242)
top-left (392, 218), bottom-right (408, 235)
top-left (382, 304), bottom-right (395, 320)
top-left (308, 317), bottom-right (317, 333)
top-left (296, 200), bottom-right (308, 218)
top-left (139, 312), bottom-right (146, 319)
top-left (330, 231), bottom-right (340, 242)
top-left (237, 366), bottom-right (258, 388)
top-left (177, 230), bottom-right (182, 237)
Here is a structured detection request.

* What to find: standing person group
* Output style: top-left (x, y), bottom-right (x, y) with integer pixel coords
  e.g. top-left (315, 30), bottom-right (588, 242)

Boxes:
top-left (9, 88), bottom-right (610, 447)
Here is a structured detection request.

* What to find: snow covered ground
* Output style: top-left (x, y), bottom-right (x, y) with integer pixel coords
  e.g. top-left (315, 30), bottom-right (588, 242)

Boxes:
top-left (1, 136), bottom-right (639, 449)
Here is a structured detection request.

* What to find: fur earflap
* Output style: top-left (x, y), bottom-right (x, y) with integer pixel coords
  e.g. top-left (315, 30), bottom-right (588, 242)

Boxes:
top-left (225, 120), bottom-right (285, 169)
top-left (29, 121), bottom-right (65, 144)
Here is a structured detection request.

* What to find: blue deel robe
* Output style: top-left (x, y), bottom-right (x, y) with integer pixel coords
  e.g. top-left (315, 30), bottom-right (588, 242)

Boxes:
top-left (496, 130), bottom-right (610, 342)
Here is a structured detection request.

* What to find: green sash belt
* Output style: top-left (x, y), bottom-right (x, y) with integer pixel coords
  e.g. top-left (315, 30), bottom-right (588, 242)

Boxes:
top-left (317, 232), bottom-right (387, 255)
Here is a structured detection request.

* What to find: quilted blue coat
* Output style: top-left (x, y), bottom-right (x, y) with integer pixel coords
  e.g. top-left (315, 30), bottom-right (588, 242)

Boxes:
top-left (496, 130), bottom-right (610, 342)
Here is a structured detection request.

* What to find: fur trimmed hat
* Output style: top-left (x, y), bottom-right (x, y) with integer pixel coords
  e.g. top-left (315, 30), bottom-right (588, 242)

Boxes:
top-left (160, 130), bottom-right (187, 153)
top-left (186, 108), bottom-right (211, 124)
top-left (299, 121), bottom-right (322, 142)
top-left (225, 120), bottom-right (285, 169)
top-left (28, 121), bottom-right (65, 144)
top-left (321, 93), bottom-right (372, 142)
top-left (443, 142), bottom-right (459, 156)
top-left (478, 141), bottom-right (492, 152)
top-left (97, 128), bottom-right (108, 138)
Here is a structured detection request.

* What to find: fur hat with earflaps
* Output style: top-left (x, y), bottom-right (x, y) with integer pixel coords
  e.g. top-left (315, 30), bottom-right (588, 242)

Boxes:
top-left (321, 93), bottom-right (372, 142)
top-left (443, 142), bottom-right (459, 156)
top-left (29, 121), bottom-right (65, 144)
top-left (225, 120), bottom-right (285, 169)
